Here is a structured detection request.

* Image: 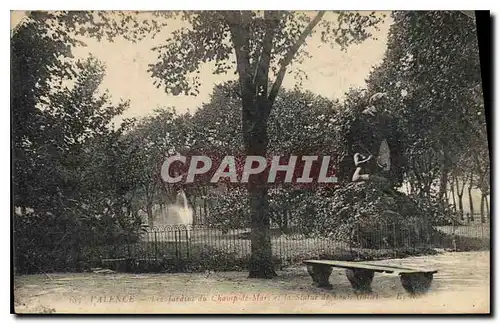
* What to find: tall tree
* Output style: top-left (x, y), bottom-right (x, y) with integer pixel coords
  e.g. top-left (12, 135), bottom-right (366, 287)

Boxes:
top-left (365, 11), bottom-right (487, 201)
top-left (148, 11), bottom-right (383, 277)
top-left (12, 13), bottom-right (129, 214)
top-left (191, 82), bottom-right (339, 234)
top-left (37, 10), bottom-right (384, 277)
top-left (125, 107), bottom-right (196, 225)
top-left (11, 13), bottom-right (79, 212)
top-left (12, 13), bottom-right (139, 272)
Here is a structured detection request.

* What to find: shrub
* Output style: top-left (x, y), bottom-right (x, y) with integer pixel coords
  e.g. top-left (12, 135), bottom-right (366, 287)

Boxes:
top-left (205, 188), bottom-right (250, 231)
top-left (409, 193), bottom-right (458, 226)
top-left (430, 230), bottom-right (490, 251)
top-left (303, 182), bottom-right (436, 248)
top-left (101, 244), bottom-right (282, 273)
top-left (13, 208), bottom-right (145, 274)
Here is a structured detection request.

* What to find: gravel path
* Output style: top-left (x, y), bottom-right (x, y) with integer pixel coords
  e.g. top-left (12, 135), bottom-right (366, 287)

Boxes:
top-left (14, 251), bottom-right (490, 314)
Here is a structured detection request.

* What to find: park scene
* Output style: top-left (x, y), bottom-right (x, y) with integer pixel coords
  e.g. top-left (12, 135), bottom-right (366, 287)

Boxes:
top-left (12, 10), bottom-right (490, 314)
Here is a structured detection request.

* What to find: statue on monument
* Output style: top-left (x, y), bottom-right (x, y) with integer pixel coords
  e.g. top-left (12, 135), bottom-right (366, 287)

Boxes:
top-left (351, 92), bottom-right (393, 185)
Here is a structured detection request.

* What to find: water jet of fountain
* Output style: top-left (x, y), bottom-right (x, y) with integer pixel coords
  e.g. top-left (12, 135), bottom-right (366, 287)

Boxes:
top-left (155, 189), bottom-right (193, 241)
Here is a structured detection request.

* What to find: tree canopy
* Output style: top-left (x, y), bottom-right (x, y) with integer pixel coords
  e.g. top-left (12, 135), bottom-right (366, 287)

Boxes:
top-left (12, 10), bottom-right (489, 275)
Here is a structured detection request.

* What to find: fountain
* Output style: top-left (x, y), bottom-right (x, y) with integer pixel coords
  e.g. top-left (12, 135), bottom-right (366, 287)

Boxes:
top-left (151, 189), bottom-right (193, 241)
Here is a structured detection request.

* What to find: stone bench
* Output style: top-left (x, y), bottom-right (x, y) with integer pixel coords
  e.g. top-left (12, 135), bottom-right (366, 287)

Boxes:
top-left (304, 260), bottom-right (438, 295)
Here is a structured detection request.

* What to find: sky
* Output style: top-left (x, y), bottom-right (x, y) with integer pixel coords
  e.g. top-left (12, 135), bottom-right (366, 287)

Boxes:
top-left (11, 11), bottom-right (393, 121)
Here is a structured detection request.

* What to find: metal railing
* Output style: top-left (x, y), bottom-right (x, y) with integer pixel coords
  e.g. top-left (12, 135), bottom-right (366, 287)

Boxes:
top-left (14, 221), bottom-right (490, 274)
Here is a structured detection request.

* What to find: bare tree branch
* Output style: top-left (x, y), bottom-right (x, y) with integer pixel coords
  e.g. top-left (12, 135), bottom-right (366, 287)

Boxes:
top-left (252, 11), bottom-right (282, 96)
top-left (268, 11), bottom-right (326, 104)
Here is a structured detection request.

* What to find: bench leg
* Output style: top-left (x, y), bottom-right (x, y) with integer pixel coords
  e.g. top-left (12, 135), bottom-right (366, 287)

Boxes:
top-left (400, 273), bottom-right (433, 295)
top-left (307, 265), bottom-right (333, 289)
top-left (346, 269), bottom-right (374, 293)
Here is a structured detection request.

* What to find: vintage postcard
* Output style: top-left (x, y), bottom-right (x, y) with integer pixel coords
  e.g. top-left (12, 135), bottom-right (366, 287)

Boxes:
top-left (11, 10), bottom-right (490, 314)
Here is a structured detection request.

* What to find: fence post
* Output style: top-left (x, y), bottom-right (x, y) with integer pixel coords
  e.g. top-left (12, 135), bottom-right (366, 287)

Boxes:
top-left (356, 223), bottom-right (361, 260)
top-left (174, 229), bottom-right (180, 266)
top-left (185, 226), bottom-right (190, 260)
top-left (409, 223), bottom-right (413, 249)
top-left (154, 231), bottom-right (158, 260)
top-left (378, 223), bottom-right (381, 249)
top-left (392, 223), bottom-right (397, 257)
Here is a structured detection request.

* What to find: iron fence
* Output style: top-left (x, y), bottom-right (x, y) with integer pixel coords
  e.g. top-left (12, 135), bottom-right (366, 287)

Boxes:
top-left (99, 221), bottom-right (490, 271)
top-left (14, 221), bottom-right (490, 274)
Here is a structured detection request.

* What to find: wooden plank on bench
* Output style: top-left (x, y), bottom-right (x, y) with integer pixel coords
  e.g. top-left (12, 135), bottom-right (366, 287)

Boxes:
top-left (362, 262), bottom-right (438, 274)
top-left (303, 259), bottom-right (437, 275)
top-left (304, 259), bottom-right (437, 295)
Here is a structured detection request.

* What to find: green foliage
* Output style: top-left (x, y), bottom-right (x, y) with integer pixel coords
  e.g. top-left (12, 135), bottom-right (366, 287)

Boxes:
top-left (12, 15), bottom-right (77, 210)
top-left (12, 14), bottom-right (129, 212)
top-left (268, 88), bottom-right (340, 155)
top-left (12, 15), bottom-right (147, 274)
top-left (13, 209), bottom-right (145, 274)
top-left (409, 193), bottom-right (457, 226)
top-left (206, 187), bottom-right (250, 230)
top-left (116, 107), bottom-right (195, 223)
top-left (195, 82), bottom-right (441, 241)
top-left (29, 11), bottom-right (174, 42)
top-left (148, 11), bottom-right (384, 96)
top-left (46, 10), bottom-right (386, 276)
top-left (102, 243), bottom-right (282, 273)
top-left (13, 11), bottom-right (489, 276)
top-left (298, 182), bottom-right (435, 248)
top-left (194, 85), bottom-right (341, 233)
top-left (190, 82), bottom-right (243, 154)
top-left (365, 11), bottom-right (488, 198)
top-left (188, 81), bottom-right (340, 156)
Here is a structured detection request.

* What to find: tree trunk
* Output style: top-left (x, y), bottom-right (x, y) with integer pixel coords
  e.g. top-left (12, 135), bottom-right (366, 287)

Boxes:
top-left (226, 12), bottom-right (276, 277)
top-left (423, 182), bottom-right (432, 197)
top-left (450, 182), bottom-right (457, 213)
top-left (226, 10), bottom-right (323, 279)
top-left (244, 100), bottom-right (277, 279)
top-left (248, 184), bottom-right (276, 278)
top-left (203, 187), bottom-right (208, 224)
top-left (146, 201), bottom-right (154, 227)
top-left (282, 209), bottom-right (289, 234)
top-left (187, 195), bottom-right (197, 220)
top-left (437, 147), bottom-right (450, 201)
top-left (457, 192), bottom-right (464, 220)
top-left (480, 194), bottom-right (485, 223)
top-left (276, 208), bottom-right (289, 234)
top-left (468, 173), bottom-right (474, 221)
top-left (485, 195), bottom-right (490, 220)
top-left (455, 178), bottom-right (464, 220)
top-left (439, 170), bottom-right (448, 200)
